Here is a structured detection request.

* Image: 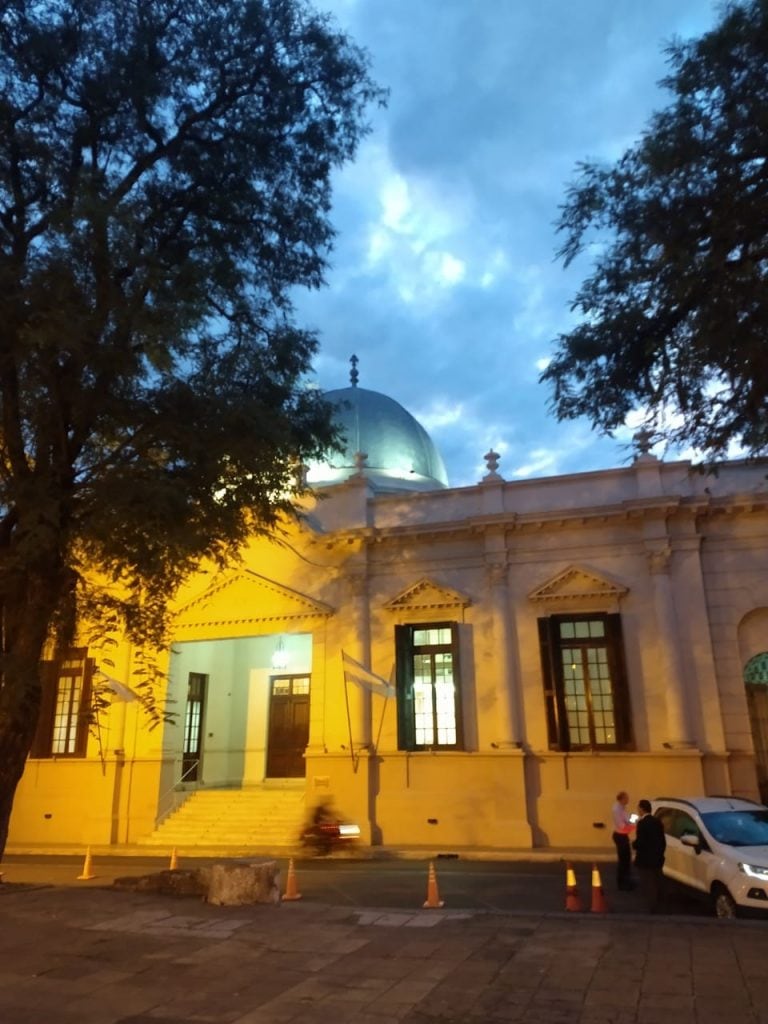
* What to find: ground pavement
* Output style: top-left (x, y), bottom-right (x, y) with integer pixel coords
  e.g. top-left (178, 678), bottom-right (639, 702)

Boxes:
top-left (1, 879), bottom-right (768, 1024)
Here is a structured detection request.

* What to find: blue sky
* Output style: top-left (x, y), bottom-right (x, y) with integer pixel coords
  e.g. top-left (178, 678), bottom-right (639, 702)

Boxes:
top-left (297, 0), bottom-right (720, 487)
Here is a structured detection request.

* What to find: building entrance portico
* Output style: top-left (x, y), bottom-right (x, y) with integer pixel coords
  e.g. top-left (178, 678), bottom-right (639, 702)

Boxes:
top-left (166, 633), bottom-right (313, 793)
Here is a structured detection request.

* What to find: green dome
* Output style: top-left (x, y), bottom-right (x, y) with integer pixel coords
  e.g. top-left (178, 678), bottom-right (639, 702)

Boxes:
top-left (307, 384), bottom-right (449, 492)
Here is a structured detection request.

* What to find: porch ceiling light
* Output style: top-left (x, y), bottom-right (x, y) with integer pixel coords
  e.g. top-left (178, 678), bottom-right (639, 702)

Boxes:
top-left (271, 637), bottom-right (289, 670)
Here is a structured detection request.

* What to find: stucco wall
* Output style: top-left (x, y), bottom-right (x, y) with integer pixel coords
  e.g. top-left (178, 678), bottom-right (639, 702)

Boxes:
top-left (8, 454), bottom-right (768, 852)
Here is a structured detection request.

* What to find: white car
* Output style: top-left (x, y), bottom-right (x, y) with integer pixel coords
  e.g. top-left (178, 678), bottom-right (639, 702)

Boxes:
top-left (651, 796), bottom-right (768, 918)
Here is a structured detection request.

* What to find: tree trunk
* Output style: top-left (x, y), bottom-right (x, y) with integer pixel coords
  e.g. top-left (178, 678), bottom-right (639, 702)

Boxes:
top-left (0, 564), bottom-right (64, 858)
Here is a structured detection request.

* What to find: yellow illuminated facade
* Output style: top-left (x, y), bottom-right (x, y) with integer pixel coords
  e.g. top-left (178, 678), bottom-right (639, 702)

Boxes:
top-left (8, 379), bottom-right (768, 853)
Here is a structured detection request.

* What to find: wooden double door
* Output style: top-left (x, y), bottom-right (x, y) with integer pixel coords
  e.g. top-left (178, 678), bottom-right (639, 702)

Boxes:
top-left (266, 674), bottom-right (310, 778)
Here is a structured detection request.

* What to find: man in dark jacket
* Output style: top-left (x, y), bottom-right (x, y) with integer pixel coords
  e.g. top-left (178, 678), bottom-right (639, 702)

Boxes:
top-left (633, 799), bottom-right (666, 913)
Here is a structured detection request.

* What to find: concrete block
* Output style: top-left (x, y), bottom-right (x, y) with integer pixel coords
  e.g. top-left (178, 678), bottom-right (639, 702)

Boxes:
top-left (112, 858), bottom-right (281, 906)
top-left (206, 859), bottom-right (281, 906)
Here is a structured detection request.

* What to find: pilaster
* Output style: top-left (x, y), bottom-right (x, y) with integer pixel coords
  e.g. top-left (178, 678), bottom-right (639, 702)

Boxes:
top-left (485, 551), bottom-right (523, 746)
top-left (645, 540), bottom-right (695, 748)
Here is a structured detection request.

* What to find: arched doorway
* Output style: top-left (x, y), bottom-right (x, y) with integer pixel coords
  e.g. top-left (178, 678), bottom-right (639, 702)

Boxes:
top-left (744, 652), bottom-right (768, 804)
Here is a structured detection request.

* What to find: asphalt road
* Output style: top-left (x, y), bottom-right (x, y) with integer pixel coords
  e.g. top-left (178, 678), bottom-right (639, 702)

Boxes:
top-left (0, 853), bottom-right (713, 917)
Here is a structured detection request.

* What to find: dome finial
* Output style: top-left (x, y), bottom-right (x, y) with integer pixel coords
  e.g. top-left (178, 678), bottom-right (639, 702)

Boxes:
top-left (350, 354), bottom-right (359, 387)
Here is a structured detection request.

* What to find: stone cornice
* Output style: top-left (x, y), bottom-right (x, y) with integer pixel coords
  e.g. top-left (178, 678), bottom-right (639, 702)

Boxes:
top-left (305, 490), bottom-right (768, 552)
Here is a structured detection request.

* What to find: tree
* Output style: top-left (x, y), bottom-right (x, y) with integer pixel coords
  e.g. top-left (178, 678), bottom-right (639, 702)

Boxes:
top-left (543, 0), bottom-right (768, 458)
top-left (0, 0), bottom-right (383, 856)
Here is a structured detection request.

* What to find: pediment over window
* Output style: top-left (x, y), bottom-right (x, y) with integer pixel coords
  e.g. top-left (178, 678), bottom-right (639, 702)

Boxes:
top-left (528, 565), bottom-right (628, 604)
top-left (384, 578), bottom-right (471, 612)
top-left (174, 571), bottom-right (334, 632)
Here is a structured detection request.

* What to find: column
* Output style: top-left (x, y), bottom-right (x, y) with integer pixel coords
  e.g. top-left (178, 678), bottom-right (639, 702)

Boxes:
top-left (647, 542), bottom-right (694, 747)
top-left (487, 559), bottom-right (523, 746)
top-left (339, 565), bottom-right (374, 844)
top-left (344, 567), bottom-right (372, 751)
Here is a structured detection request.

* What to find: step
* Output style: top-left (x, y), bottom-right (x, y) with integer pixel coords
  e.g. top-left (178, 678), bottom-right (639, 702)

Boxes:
top-left (138, 785), bottom-right (308, 847)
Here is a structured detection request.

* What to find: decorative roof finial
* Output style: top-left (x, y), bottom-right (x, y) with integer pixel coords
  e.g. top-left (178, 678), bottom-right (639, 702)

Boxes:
top-left (633, 427), bottom-right (653, 455)
top-left (482, 449), bottom-right (504, 482)
top-left (350, 354), bottom-right (359, 388)
top-left (633, 426), bottom-right (659, 462)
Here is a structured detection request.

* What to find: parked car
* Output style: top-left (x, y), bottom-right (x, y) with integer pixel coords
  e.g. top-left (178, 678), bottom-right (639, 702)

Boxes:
top-left (651, 796), bottom-right (768, 918)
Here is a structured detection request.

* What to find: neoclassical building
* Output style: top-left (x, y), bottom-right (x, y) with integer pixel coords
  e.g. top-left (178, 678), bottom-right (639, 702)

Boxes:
top-left (9, 363), bottom-right (768, 853)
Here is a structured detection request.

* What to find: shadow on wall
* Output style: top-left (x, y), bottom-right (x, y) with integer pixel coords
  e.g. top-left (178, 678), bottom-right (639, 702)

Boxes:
top-left (524, 753), bottom-right (549, 847)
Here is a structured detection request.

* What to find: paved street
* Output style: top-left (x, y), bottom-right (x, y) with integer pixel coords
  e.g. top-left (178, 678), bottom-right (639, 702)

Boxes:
top-left (0, 853), bottom-right (709, 916)
top-left (1, 859), bottom-right (767, 1023)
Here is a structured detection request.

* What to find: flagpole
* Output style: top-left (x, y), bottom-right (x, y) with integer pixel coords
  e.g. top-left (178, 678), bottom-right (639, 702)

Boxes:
top-left (343, 671), bottom-right (358, 773)
top-left (372, 665), bottom-right (395, 755)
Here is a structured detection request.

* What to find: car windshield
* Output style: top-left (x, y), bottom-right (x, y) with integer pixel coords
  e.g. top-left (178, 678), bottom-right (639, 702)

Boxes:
top-left (701, 810), bottom-right (768, 847)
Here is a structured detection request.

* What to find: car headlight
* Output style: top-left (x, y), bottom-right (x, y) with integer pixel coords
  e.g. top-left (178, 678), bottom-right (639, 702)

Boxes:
top-left (738, 862), bottom-right (768, 880)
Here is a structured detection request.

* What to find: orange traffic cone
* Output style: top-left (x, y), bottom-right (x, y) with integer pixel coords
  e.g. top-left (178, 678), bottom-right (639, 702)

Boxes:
top-left (282, 858), bottom-right (302, 901)
top-left (423, 861), bottom-right (444, 908)
top-left (77, 846), bottom-right (96, 880)
top-left (169, 848), bottom-right (179, 870)
top-left (590, 863), bottom-right (609, 914)
top-left (565, 862), bottom-right (583, 912)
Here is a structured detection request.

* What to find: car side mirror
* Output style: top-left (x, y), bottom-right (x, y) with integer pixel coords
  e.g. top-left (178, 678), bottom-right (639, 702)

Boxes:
top-left (681, 833), bottom-right (701, 852)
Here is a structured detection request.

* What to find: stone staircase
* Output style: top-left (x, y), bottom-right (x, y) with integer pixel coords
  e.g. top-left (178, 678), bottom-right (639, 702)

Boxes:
top-left (139, 782), bottom-right (307, 850)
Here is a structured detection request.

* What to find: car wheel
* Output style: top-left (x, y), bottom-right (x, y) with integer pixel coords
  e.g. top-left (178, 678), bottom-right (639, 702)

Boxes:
top-left (712, 885), bottom-right (738, 919)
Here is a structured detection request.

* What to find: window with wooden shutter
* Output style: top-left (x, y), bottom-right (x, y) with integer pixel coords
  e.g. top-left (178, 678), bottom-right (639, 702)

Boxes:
top-left (31, 648), bottom-right (93, 758)
top-left (395, 623), bottom-right (463, 750)
top-left (537, 614), bottom-right (633, 752)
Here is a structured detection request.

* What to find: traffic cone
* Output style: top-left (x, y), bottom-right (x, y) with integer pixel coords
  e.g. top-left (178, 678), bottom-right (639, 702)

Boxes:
top-left (423, 861), bottom-right (444, 908)
top-left (169, 848), bottom-right (179, 870)
top-left (565, 862), bottom-right (583, 912)
top-left (77, 846), bottom-right (96, 880)
top-left (590, 863), bottom-right (609, 914)
top-left (282, 858), bottom-right (302, 901)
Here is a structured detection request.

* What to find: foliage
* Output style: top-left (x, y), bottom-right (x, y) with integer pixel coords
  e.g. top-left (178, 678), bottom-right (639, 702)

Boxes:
top-left (543, 0), bottom-right (768, 458)
top-left (0, 0), bottom-right (383, 850)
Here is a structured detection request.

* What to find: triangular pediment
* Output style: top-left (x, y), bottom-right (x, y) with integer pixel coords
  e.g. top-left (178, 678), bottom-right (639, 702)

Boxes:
top-left (174, 571), bottom-right (333, 632)
top-left (384, 577), bottom-right (471, 612)
top-left (528, 565), bottom-right (628, 604)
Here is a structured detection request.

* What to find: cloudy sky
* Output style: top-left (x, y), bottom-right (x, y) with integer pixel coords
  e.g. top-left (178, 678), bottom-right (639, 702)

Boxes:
top-left (296, 0), bottom-right (720, 487)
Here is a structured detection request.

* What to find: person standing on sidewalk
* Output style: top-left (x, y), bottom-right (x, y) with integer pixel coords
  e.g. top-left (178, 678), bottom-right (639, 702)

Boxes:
top-left (633, 799), bottom-right (666, 913)
top-left (611, 790), bottom-right (636, 890)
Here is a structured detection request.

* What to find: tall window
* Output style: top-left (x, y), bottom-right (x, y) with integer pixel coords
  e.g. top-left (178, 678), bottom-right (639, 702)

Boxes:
top-left (182, 672), bottom-right (208, 783)
top-left (395, 623), bottom-right (462, 750)
top-left (538, 614), bottom-right (633, 751)
top-left (31, 648), bottom-right (94, 758)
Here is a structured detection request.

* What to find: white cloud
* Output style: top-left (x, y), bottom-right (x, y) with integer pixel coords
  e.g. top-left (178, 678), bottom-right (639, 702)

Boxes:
top-left (379, 174), bottom-right (410, 231)
top-left (480, 249), bottom-right (509, 289)
top-left (424, 251), bottom-right (466, 287)
top-left (613, 400), bottom-right (748, 464)
top-left (415, 400), bottom-right (465, 431)
top-left (332, 143), bottom-right (505, 307)
top-left (358, 160), bottom-right (472, 304)
top-left (510, 448), bottom-right (560, 480)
